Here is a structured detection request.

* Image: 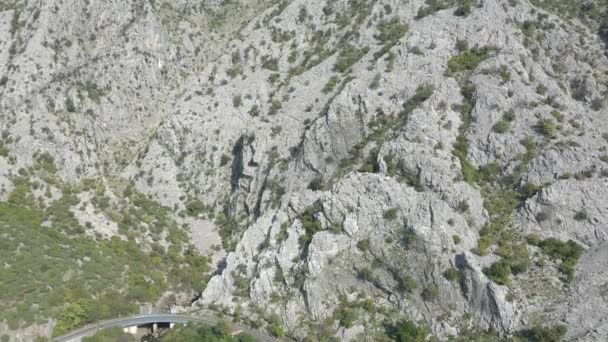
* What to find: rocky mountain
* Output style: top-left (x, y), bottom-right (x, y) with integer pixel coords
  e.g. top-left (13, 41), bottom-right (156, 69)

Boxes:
top-left (1, 0), bottom-right (608, 340)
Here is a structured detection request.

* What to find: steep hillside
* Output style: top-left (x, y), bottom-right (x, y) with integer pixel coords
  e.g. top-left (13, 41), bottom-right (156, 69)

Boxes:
top-left (1, 0), bottom-right (608, 341)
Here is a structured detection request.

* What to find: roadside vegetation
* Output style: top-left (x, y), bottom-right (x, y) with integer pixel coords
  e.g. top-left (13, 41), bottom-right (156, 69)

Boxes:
top-left (0, 161), bottom-right (210, 336)
top-left (83, 321), bottom-right (256, 342)
top-left (161, 321), bottom-right (255, 342)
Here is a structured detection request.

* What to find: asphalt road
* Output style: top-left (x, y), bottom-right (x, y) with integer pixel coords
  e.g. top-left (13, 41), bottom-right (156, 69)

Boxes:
top-left (52, 312), bottom-right (280, 342)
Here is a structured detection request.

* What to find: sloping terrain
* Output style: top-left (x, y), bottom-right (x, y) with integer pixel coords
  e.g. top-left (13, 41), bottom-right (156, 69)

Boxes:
top-left (1, 0), bottom-right (608, 341)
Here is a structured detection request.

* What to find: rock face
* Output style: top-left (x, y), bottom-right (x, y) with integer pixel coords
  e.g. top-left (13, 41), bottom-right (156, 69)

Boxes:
top-left (2, 0), bottom-right (608, 340)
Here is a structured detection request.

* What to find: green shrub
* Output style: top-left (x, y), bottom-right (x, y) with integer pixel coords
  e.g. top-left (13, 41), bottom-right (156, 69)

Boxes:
top-left (384, 155), bottom-right (397, 177)
top-left (493, 120), bottom-right (510, 133)
top-left (411, 46), bottom-right (423, 55)
top-left (358, 267), bottom-right (373, 281)
top-left (219, 154), bottom-right (231, 166)
top-left (401, 275), bottom-right (417, 292)
top-left (497, 238), bottom-right (531, 275)
top-left (500, 65), bottom-right (511, 82)
top-left (516, 324), bottom-right (567, 342)
top-left (443, 268), bottom-right (462, 282)
top-left (0, 140), bottom-right (8, 157)
top-left (447, 46), bottom-right (493, 75)
top-left (330, 221), bottom-right (343, 234)
top-left (161, 321), bottom-right (254, 342)
top-left (297, 6), bottom-right (308, 23)
top-left (335, 305), bottom-right (359, 328)
top-left (185, 199), bottom-right (205, 217)
top-left (456, 39), bottom-right (469, 52)
top-left (386, 320), bottom-right (428, 342)
top-left (268, 73), bottom-right (280, 84)
top-left (483, 260), bottom-right (511, 285)
top-left (226, 66), bottom-right (241, 78)
top-left (535, 119), bottom-right (557, 137)
top-left (459, 158), bottom-right (479, 184)
top-left (308, 177), bottom-right (324, 191)
top-left (402, 84), bottom-right (434, 117)
top-left (551, 110), bottom-right (564, 122)
top-left (269, 99), bottom-right (282, 115)
top-left (268, 314), bottom-right (285, 337)
top-left (357, 238), bottom-right (370, 252)
top-left (455, 0), bottom-right (474, 16)
top-left (457, 199), bottom-right (470, 213)
top-left (34, 152), bottom-right (57, 174)
top-left (415, 0), bottom-right (450, 19)
top-left (384, 208), bottom-right (399, 221)
top-left (276, 222), bottom-right (289, 242)
top-left (248, 105), bottom-right (260, 117)
top-left (475, 235), bottom-right (493, 255)
top-left (421, 285), bottom-right (438, 301)
top-left (478, 162), bottom-right (500, 183)
top-left (83, 327), bottom-right (134, 342)
top-left (334, 46), bottom-right (369, 73)
top-left (375, 17), bottom-right (408, 44)
top-left (528, 237), bottom-right (584, 282)
top-left (521, 183), bottom-right (542, 199)
top-left (402, 167), bottom-right (423, 191)
top-left (373, 17), bottom-right (409, 60)
top-left (232, 94), bottom-right (242, 108)
top-left (503, 110), bottom-right (516, 122)
top-left (298, 203), bottom-right (324, 248)
top-left (215, 212), bottom-right (240, 250)
top-left (573, 210), bottom-right (588, 221)
top-left (452, 81), bottom-right (479, 185)
top-left (569, 118), bottom-right (581, 129)
top-left (591, 97), bottom-right (604, 111)
top-left (535, 211), bottom-right (549, 222)
top-left (536, 84), bottom-right (547, 95)
top-left (323, 75), bottom-right (340, 93)
top-left (369, 73), bottom-right (381, 89)
top-left (402, 228), bottom-right (417, 248)
top-left (520, 136), bottom-right (537, 162)
top-left (526, 234), bottom-right (541, 246)
top-left (385, 51), bottom-right (397, 71)
top-left (65, 97), bottom-right (76, 113)
top-left (262, 57), bottom-right (279, 71)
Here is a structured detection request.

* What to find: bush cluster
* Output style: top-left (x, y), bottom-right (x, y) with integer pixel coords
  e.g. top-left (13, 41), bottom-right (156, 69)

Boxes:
top-left (447, 46), bottom-right (493, 75)
top-left (527, 236), bottom-right (584, 282)
top-left (160, 321), bottom-right (255, 342)
top-left (386, 319), bottom-right (428, 341)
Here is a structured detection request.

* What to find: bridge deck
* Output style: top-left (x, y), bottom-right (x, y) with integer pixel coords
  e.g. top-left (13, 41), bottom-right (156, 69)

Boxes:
top-left (53, 312), bottom-right (279, 342)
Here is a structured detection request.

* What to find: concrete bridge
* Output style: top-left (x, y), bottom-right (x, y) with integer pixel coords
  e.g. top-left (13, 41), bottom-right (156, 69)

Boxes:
top-left (52, 312), bottom-right (280, 342)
